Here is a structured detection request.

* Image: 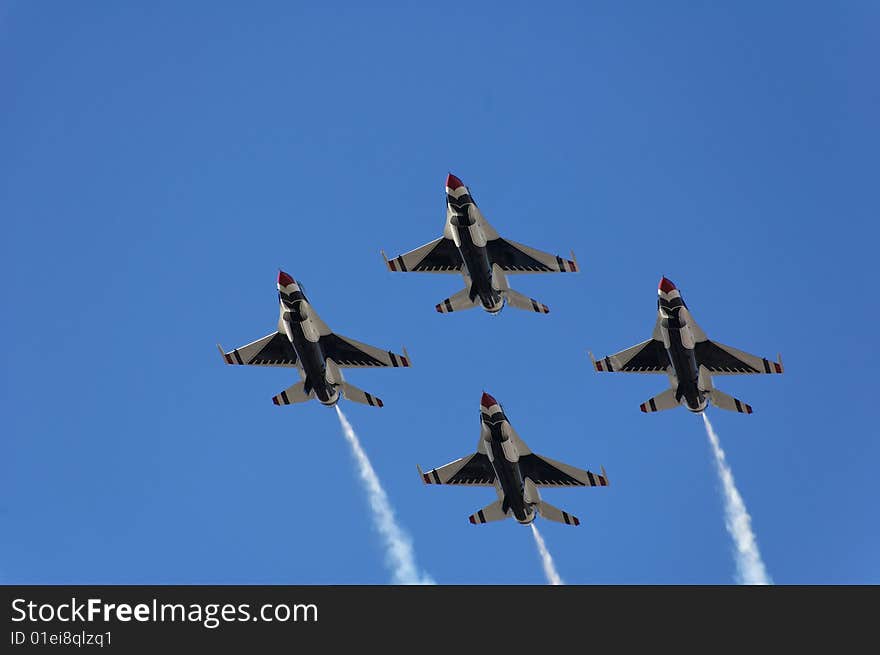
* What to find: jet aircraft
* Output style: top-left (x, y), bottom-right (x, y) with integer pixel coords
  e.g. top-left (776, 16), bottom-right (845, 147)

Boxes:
top-left (219, 271), bottom-right (410, 408)
top-left (383, 173), bottom-right (579, 314)
top-left (590, 277), bottom-right (783, 414)
top-left (418, 392), bottom-right (608, 525)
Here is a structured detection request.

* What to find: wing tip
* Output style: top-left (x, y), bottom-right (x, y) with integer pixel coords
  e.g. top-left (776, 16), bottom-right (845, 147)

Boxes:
top-left (601, 465), bottom-right (609, 486)
top-left (381, 250), bottom-right (400, 272)
top-left (416, 464), bottom-right (428, 484)
top-left (217, 343), bottom-right (233, 365)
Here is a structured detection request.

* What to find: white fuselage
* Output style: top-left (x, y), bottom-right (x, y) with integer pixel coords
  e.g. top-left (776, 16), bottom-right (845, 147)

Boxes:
top-left (656, 292), bottom-right (708, 413)
top-left (277, 285), bottom-right (340, 406)
top-left (480, 408), bottom-right (537, 524)
top-left (445, 188), bottom-right (505, 314)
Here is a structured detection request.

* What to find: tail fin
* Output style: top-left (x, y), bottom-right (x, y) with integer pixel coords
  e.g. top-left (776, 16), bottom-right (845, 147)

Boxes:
top-left (436, 287), bottom-right (479, 313)
top-left (339, 381), bottom-right (384, 408)
top-left (468, 499), bottom-right (508, 524)
top-left (272, 382), bottom-right (314, 406)
top-left (708, 388), bottom-right (753, 414)
top-left (537, 500), bottom-right (581, 526)
top-left (639, 388), bottom-right (679, 413)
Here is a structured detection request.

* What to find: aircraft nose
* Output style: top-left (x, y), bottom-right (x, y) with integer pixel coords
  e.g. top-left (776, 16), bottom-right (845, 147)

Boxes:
top-left (278, 270), bottom-right (295, 287)
top-left (481, 391), bottom-right (499, 409)
top-left (446, 172), bottom-right (465, 191)
top-left (658, 276), bottom-right (677, 294)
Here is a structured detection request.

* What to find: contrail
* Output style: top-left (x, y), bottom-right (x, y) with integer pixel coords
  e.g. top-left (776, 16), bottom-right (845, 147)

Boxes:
top-left (335, 406), bottom-right (434, 585)
top-left (702, 412), bottom-right (772, 585)
top-left (529, 523), bottom-right (564, 585)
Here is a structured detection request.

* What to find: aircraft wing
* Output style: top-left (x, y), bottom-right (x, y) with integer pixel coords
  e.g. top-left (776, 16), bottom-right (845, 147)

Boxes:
top-left (695, 340), bottom-right (784, 375)
top-left (218, 332), bottom-right (298, 367)
top-left (486, 238), bottom-right (579, 274)
top-left (519, 454), bottom-right (609, 488)
top-left (591, 337), bottom-right (669, 374)
top-left (384, 237), bottom-right (463, 273)
top-left (319, 333), bottom-right (410, 369)
top-left (418, 453), bottom-right (496, 486)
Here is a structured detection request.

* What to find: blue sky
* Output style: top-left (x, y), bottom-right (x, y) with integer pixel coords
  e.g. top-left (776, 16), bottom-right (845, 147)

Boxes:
top-left (2, 2), bottom-right (877, 584)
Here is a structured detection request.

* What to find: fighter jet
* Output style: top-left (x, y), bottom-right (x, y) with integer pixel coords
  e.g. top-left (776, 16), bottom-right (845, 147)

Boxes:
top-left (218, 271), bottom-right (410, 408)
top-left (590, 277), bottom-right (784, 414)
top-left (382, 173), bottom-right (579, 315)
top-left (417, 392), bottom-right (608, 526)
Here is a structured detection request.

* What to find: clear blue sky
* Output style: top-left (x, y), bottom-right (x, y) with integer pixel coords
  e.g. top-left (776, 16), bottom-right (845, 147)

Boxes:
top-left (2, 2), bottom-right (877, 584)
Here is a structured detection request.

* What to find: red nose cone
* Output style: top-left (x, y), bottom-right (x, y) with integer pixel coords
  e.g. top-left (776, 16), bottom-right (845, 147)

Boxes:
top-left (446, 173), bottom-right (464, 190)
top-left (278, 270), bottom-right (295, 287)
top-left (481, 391), bottom-right (499, 409)
top-left (658, 277), bottom-right (677, 294)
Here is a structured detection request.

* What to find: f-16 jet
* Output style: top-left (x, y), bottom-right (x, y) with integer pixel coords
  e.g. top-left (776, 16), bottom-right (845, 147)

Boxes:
top-left (382, 173), bottom-right (579, 315)
top-left (418, 392), bottom-right (608, 526)
top-left (590, 277), bottom-right (783, 414)
top-left (218, 271), bottom-right (410, 408)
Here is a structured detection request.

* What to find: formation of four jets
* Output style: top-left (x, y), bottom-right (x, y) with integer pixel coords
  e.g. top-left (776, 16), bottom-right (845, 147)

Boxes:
top-left (219, 173), bottom-right (783, 527)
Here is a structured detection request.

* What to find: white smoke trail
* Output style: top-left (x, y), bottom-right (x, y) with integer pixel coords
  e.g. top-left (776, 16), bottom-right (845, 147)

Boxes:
top-left (335, 406), bottom-right (434, 585)
top-left (529, 523), bottom-right (564, 585)
top-left (702, 413), bottom-right (772, 585)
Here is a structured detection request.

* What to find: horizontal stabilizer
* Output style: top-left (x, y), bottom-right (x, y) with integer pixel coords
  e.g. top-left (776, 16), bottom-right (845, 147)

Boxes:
top-left (640, 388), bottom-right (679, 413)
top-left (502, 287), bottom-right (550, 314)
top-left (708, 388), bottom-right (753, 414)
top-left (537, 500), bottom-right (580, 526)
top-left (436, 287), bottom-right (479, 313)
top-left (468, 499), bottom-right (508, 525)
top-left (340, 381), bottom-right (383, 408)
top-left (272, 382), bottom-right (313, 406)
